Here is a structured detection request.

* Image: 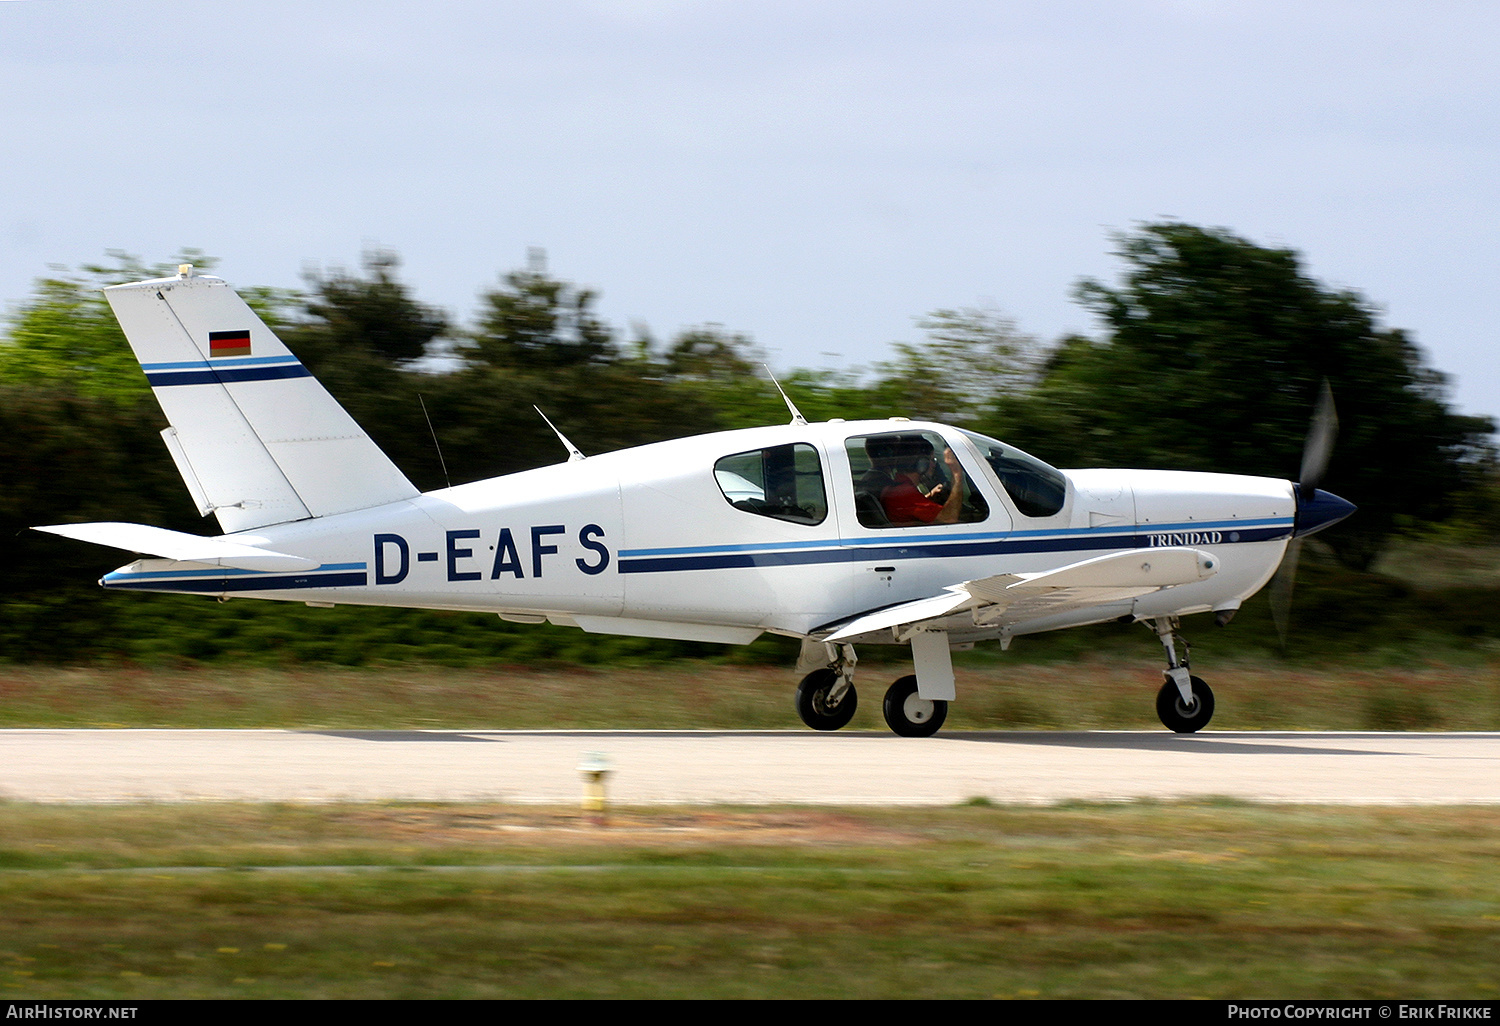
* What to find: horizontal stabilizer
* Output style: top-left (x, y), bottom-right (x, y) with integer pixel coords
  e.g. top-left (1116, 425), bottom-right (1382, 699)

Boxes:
top-left (824, 547), bottom-right (1217, 643)
top-left (34, 522), bottom-right (319, 572)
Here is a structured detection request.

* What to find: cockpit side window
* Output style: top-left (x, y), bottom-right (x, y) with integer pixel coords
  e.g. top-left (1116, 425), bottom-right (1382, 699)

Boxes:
top-left (959, 429), bottom-right (1067, 518)
top-left (845, 431), bottom-right (989, 529)
top-left (713, 443), bottom-right (828, 526)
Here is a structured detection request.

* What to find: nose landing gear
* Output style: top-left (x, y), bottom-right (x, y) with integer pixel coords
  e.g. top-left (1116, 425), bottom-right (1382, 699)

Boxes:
top-left (1150, 616), bottom-right (1215, 733)
top-left (1155, 674), bottom-right (1215, 733)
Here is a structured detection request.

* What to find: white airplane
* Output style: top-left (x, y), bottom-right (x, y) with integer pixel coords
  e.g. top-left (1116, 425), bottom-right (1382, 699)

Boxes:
top-left (37, 267), bottom-right (1355, 737)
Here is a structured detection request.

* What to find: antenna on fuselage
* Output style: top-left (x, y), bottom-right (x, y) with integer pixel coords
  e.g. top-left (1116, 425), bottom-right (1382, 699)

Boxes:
top-left (763, 365), bottom-right (808, 426)
top-left (417, 393), bottom-right (452, 489)
top-left (534, 406), bottom-right (586, 462)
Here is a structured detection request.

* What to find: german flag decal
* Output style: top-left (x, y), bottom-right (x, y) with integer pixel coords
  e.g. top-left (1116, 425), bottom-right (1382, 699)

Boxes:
top-left (209, 329), bottom-right (252, 357)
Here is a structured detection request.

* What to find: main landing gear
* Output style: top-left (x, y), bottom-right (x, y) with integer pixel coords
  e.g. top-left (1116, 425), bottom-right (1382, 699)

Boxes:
top-left (792, 640), bottom-right (951, 738)
top-left (793, 668), bottom-right (950, 737)
top-left (794, 668), bottom-right (858, 731)
top-left (1150, 616), bottom-right (1215, 733)
top-left (793, 641), bottom-right (859, 731)
top-left (882, 675), bottom-right (947, 738)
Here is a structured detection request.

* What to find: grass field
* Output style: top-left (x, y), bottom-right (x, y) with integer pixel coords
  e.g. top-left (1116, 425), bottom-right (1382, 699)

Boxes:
top-left (2, 801), bottom-right (1498, 999)
top-left (3, 657), bottom-right (1497, 731)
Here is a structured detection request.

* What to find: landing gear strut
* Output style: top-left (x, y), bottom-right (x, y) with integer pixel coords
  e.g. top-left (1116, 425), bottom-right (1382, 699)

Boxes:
top-left (793, 642), bottom-right (858, 731)
top-left (795, 668), bottom-right (858, 731)
top-left (1149, 617), bottom-right (1214, 733)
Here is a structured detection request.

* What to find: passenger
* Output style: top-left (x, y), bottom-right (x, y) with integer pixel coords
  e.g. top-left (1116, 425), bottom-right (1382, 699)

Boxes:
top-left (858, 435), bottom-right (900, 494)
top-left (850, 436), bottom-right (895, 527)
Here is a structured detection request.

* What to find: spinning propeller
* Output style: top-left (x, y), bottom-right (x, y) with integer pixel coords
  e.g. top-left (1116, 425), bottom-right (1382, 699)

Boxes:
top-left (1268, 381), bottom-right (1357, 646)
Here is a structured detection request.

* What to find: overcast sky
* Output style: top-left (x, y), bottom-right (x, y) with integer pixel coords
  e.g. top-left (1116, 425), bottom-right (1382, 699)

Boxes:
top-left (3, 0), bottom-right (1497, 419)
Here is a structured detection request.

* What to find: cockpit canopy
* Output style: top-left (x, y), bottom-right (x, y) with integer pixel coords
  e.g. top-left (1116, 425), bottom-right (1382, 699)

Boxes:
top-left (707, 424), bottom-right (1068, 529)
top-left (958, 429), bottom-right (1068, 518)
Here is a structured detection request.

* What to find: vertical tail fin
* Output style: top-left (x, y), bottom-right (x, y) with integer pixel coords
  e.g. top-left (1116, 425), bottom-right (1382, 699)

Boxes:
top-left (104, 268), bottom-right (419, 533)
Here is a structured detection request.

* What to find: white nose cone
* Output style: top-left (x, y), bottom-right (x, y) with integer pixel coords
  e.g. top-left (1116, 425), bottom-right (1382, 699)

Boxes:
top-left (1131, 470), bottom-right (1297, 543)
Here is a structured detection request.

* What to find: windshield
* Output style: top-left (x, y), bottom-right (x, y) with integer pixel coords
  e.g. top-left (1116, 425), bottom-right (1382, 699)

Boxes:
top-left (959, 430), bottom-right (1067, 519)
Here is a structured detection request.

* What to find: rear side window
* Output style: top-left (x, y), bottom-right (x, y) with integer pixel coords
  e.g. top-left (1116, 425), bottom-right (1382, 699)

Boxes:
top-left (714, 443), bottom-right (828, 526)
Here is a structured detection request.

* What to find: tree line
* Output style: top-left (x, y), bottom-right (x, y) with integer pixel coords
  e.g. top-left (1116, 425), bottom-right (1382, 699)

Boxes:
top-left (2, 223), bottom-right (1494, 662)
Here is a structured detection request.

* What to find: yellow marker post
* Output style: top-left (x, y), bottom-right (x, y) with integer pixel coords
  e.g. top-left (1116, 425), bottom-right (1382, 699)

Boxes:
top-left (578, 752), bottom-right (611, 825)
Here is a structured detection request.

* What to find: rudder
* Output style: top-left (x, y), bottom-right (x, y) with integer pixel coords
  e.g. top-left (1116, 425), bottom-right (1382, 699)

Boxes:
top-left (105, 267), bottom-right (419, 533)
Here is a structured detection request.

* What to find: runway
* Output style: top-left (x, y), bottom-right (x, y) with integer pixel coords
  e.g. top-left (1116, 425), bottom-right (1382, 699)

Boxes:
top-left (3, 729), bottom-right (1498, 804)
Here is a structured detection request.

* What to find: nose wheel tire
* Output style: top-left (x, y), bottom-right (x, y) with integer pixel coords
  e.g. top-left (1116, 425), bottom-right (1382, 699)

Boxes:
top-left (882, 675), bottom-right (947, 738)
top-left (795, 669), bottom-right (858, 731)
top-left (1156, 676), bottom-right (1215, 733)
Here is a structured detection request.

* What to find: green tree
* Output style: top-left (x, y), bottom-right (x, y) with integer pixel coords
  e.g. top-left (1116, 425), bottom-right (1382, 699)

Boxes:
top-left (0, 251), bottom-right (223, 402)
top-left (988, 222), bottom-right (1492, 569)
top-left (272, 252), bottom-right (452, 488)
top-left (871, 306), bottom-right (1037, 425)
top-left (470, 253), bottom-right (614, 369)
top-left (297, 249), bottom-right (448, 365)
top-left (648, 325), bottom-right (888, 431)
top-left (664, 324), bottom-right (761, 382)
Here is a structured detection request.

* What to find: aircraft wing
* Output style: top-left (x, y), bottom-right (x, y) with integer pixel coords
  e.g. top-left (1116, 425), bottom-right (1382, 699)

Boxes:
top-left (33, 522), bottom-right (320, 572)
top-left (822, 546), bottom-right (1218, 643)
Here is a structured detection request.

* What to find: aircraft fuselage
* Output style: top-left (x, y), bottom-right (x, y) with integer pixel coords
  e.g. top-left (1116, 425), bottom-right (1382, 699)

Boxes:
top-left (100, 419), bottom-right (1301, 646)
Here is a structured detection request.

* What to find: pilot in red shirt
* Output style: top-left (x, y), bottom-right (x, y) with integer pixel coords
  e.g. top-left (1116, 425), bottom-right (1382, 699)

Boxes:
top-left (878, 439), bottom-right (966, 527)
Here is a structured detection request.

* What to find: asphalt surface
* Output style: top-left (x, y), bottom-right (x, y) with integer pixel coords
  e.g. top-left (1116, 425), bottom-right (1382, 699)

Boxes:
top-left (3, 729), bottom-right (1498, 804)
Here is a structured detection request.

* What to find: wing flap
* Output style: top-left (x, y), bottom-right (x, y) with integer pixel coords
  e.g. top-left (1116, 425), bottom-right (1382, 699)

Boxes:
top-left (822, 588), bottom-right (981, 643)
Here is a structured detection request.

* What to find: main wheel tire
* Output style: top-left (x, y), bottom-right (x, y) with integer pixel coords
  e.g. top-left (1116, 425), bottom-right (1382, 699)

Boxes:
top-left (1156, 675), bottom-right (1215, 733)
top-left (882, 675), bottom-right (947, 738)
top-left (795, 669), bottom-right (858, 731)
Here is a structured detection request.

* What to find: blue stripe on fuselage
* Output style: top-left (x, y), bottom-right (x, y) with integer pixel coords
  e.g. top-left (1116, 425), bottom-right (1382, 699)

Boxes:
top-left (617, 516), bottom-right (1291, 558)
top-left (616, 520), bottom-right (1292, 574)
top-left (101, 563), bottom-right (368, 594)
top-left (102, 571), bottom-right (369, 593)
